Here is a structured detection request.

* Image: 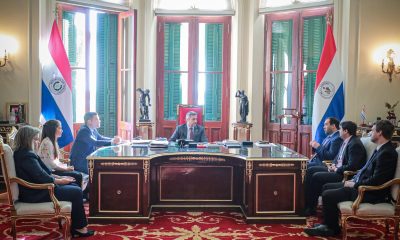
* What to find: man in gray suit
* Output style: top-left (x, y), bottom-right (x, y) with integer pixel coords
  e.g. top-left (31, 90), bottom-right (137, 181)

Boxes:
top-left (169, 111), bottom-right (208, 142)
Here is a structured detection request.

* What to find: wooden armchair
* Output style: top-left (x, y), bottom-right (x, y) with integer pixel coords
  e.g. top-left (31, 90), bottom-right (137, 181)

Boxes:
top-left (337, 147), bottom-right (400, 240)
top-left (0, 143), bottom-right (72, 239)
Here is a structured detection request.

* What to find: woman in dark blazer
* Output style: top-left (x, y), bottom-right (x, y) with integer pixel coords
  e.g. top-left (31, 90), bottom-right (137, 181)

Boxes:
top-left (13, 126), bottom-right (94, 238)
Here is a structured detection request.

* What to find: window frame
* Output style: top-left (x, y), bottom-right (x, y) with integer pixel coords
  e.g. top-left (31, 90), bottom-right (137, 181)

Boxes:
top-left (156, 16), bottom-right (231, 141)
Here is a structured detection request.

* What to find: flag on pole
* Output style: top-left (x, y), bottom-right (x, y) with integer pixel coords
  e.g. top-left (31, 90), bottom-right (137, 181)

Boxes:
top-left (312, 22), bottom-right (345, 143)
top-left (41, 20), bottom-right (73, 148)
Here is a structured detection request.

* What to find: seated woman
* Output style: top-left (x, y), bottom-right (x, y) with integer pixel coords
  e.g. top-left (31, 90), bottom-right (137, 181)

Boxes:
top-left (13, 125), bottom-right (94, 237)
top-left (38, 120), bottom-right (83, 188)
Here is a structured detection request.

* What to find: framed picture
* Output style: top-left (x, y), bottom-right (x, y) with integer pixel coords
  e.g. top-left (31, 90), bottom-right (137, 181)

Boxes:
top-left (6, 103), bottom-right (28, 124)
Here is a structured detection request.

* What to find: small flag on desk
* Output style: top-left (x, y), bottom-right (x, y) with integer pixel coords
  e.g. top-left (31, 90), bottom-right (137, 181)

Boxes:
top-left (312, 22), bottom-right (345, 143)
top-left (360, 105), bottom-right (367, 123)
top-left (41, 20), bottom-right (73, 148)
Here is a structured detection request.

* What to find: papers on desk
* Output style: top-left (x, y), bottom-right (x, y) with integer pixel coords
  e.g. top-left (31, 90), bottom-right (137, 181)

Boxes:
top-left (255, 141), bottom-right (276, 147)
top-left (131, 139), bottom-right (151, 147)
top-left (222, 140), bottom-right (242, 148)
top-left (149, 138), bottom-right (169, 148)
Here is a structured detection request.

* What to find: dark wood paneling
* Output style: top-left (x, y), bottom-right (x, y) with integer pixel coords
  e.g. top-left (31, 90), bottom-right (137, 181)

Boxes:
top-left (256, 173), bottom-right (295, 212)
top-left (99, 172), bottom-right (140, 212)
top-left (159, 165), bottom-right (232, 201)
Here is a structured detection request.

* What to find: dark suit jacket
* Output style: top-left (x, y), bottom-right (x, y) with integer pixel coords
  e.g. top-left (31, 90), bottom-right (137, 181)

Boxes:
top-left (309, 131), bottom-right (343, 165)
top-left (14, 149), bottom-right (55, 203)
top-left (333, 136), bottom-right (367, 175)
top-left (354, 141), bottom-right (398, 202)
top-left (169, 124), bottom-right (208, 142)
top-left (70, 125), bottom-right (112, 174)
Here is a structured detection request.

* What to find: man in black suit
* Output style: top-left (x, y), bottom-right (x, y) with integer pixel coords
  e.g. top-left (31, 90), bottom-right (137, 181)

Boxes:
top-left (308, 117), bottom-right (343, 168)
top-left (303, 121), bottom-right (366, 216)
top-left (169, 111), bottom-right (208, 142)
top-left (304, 120), bottom-right (398, 237)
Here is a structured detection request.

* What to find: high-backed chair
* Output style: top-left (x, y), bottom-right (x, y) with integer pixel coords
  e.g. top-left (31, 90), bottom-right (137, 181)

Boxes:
top-left (0, 143), bottom-right (72, 239)
top-left (338, 146), bottom-right (400, 240)
top-left (177, 104), bottom-right (204, 125)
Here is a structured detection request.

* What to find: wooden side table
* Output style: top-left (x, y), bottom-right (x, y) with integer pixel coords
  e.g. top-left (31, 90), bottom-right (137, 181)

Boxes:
top-left (136, 122), bottom-right (154, 140)
top-left (232, 122), bottom-right (253, 141)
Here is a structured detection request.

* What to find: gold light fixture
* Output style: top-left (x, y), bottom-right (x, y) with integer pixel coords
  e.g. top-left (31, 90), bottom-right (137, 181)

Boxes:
top-left (0, 49), bottom-right (8, 67)
top-left (382, 49), bottom-right (400, 82)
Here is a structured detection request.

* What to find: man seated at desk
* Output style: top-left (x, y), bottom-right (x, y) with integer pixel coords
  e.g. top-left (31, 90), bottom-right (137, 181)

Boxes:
top-left (169, 111), bottom-right (208, 142)
top-left (71, 112), bottom-right (121, 174)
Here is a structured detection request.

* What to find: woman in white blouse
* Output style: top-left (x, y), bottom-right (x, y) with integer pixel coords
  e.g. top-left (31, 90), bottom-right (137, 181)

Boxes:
top-left (39, 120), bottom-right (83, 188)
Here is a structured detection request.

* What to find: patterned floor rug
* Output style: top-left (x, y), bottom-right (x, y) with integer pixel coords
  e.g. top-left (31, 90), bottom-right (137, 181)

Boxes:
top-left (0, 203), bottom-right (396, 239)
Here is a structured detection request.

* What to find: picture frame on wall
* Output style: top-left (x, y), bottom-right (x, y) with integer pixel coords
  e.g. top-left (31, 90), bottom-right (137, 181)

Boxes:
top-left (6, 103), bottom-right (28, 124)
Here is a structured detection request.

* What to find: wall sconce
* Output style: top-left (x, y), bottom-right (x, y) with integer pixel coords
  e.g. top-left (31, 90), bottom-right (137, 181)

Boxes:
top-left (0, 34), bottom-right (18, 68)
top-left (0, 50), bottom-right (8, 67)
top-left (382, 49), bottom-right (400, 82)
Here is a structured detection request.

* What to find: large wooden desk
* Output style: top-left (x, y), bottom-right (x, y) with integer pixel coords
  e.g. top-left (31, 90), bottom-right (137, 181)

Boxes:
top-left (87, 143), bottom-right (308, 224)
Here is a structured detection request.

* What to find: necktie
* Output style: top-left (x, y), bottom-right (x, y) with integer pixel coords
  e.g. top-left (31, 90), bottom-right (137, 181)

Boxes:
top-left (353, 149), bottom-right (378, 183)
top-left (335, 141), bottom-right (347, 168)
top-left (189, 127), bottom-right (194, 140)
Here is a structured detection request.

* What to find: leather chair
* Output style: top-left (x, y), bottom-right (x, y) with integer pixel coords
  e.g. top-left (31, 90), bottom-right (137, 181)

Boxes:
top-left (0, 143), bottom-right (72, 239)
top-left (177, 104), bottom-right (204, 125)
top-left (338, 145), bottom-right (400, 240)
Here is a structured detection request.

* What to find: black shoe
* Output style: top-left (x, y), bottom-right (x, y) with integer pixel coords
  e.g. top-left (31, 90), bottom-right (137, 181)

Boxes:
top-left (71, 229), bottom-right (95, 238)
top-left (304, 224), bottom-right (339, 237)
top-left (302, 207), bottom-right (316, 217)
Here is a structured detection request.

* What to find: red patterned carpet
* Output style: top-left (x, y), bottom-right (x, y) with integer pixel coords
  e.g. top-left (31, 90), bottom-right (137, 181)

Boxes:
top-left (0, 203), bottom-right (396, 239)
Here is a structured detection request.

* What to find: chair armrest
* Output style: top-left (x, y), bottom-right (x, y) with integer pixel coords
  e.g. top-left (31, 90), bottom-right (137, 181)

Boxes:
top-left (343, 170), bottom-right (358, 181)
top-left (351, 178), bottom-right (400, 214)
top-left (10, 177), bottom-right (62, 214)
top-left (59, 158), bottom-right (71, 165)
top-left (323, 160), bottom-right (333, 166)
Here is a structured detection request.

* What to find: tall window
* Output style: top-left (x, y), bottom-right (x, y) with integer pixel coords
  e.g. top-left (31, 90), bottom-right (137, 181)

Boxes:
top-left (59, 5), bottom-right (118, 136)
top-left (266, 8), bottom-right (330, 125)
top-left (156, 16), bottom-right (230, 141)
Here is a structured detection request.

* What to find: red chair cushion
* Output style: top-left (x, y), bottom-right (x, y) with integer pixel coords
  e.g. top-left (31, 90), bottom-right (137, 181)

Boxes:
top-left (178, 106), bottom-right (203, 125)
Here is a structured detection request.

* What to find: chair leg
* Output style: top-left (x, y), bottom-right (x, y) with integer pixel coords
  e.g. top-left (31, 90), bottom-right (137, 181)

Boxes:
top-left (341, 217), bottom-right (347, 240)
top-left (384, 219), bottom-right (390, 236)
top-left (11, 218), bottom-right (16, 240)
top-left (63, 216), bottom-right (72, 240)
top-left (58, 218), bottom-right (63, 229)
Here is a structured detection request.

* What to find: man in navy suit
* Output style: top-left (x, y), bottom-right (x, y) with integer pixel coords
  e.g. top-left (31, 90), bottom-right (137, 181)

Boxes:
top-left (304, 120), bottom-right (398, 237)
top-left (303, 121), bottom-right (366, 216)
top-left (308, 117), bottom-right (343, 167)
top-left (169, 111), bottom-right (208, 142)
top-left (70, 112), bottom-right (121, 174)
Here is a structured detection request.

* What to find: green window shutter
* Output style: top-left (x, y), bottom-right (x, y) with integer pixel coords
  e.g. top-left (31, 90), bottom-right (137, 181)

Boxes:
top-left (62, 11), bottom-right (78, 122)
top-left (96, 13), bottom-right (118, 136)
top-left (302, 16), bottom-right (326, 124)
top-left (163, 23), bottom-right (183, 120)
top-left (204, 23), bottom-right (223, 121)
top-left (270, 20), bottom-right (293, 123)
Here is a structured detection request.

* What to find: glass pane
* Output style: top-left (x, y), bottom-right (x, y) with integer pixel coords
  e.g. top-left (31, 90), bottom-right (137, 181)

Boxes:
top-left (198, 23), bottom-right (223, 72)
top-left (163, 73), bottom-right (188, 120)
top-left (301, 71), bottom-right (316, 125)
top-left (302, 16), bottom-right (326, 71)
top-left (164, 22), bottom-right (188, 71)
top-left (72, 69), bottom-right (86, 123)
top-left (63, 11), bottom-right (86, 68)
top-left (260, 0), bottom-right (329, 8)
top-left (270, 73), bottom-right (293, 123)
top-left (271, 20), bottom-right (292, 71)
top-left (198, 73), bottom-right (222, 121)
